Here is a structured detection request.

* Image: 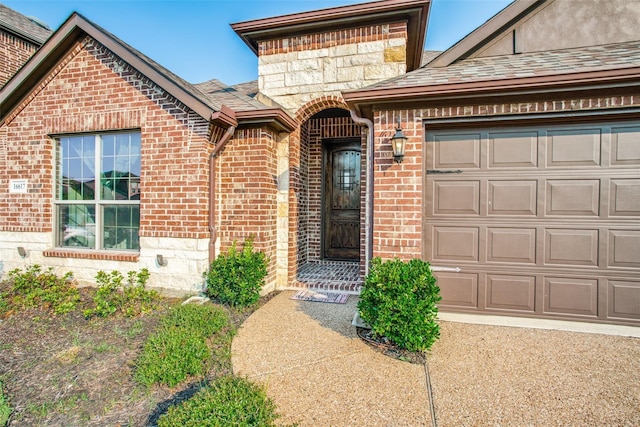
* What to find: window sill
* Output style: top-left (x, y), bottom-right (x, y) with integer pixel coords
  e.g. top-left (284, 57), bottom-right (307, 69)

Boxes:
top-left (43, 249), bottom-right (140, 262)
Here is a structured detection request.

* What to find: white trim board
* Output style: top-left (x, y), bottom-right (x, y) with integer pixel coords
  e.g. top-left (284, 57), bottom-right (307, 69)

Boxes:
top-left (438, 312), bottom-right (640, 338)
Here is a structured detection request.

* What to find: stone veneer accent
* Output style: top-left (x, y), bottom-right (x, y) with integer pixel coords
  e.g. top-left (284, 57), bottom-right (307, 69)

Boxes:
top-left (258, 23), bottom-right (408, 111)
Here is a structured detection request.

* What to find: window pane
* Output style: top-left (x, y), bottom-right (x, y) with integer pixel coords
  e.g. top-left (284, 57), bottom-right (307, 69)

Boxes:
top-left (101, 133), bottom-right (141, 200)
top-left (57, 136), bottom-right (95, 201)
top-left (57, 204), bottom-right (96, 248)
top-left (103, 204), bottom-right (140, 250)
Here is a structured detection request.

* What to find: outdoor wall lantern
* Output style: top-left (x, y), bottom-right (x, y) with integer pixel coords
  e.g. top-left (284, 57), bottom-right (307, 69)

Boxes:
top-left (390, 119), bottom-right (407, 163)
top-left (17, 246), bottom-right (27, 258)
top-left (156, 254), bottom-right (168, 267)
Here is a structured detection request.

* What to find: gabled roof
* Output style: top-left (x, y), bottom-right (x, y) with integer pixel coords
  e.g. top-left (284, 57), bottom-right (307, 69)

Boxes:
top-left (427, 0), bottom-right (544, 68)
top-left (0, 12), bottom-right (236, 127)
top-left (343, 40), bottom-right (640, 107)
top-left (196, 79), bottom-right (297, 132)
top-left (231, 0), bottom-right (431, 72)
top-left (0, 3), bottom-right (52, 45)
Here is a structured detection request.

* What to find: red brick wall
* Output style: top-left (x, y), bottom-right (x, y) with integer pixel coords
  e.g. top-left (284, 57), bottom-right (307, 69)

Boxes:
top-left (0, 29), bottom-right (39, 88)
top-left (218, 127), bottom-right (279, 286)
top-left (372, 93), bottom-right (640, 262)
top-left (372, 110), bottom-right (423, 261)
top-left (258, 22), bottom-right (407, 56)
top-left (0, 37), bottom-right (211, 244)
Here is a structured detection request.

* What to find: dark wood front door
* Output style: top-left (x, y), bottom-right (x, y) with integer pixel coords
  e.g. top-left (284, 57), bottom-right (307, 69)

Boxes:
top-left (323, 140), bottom-right (361, 260)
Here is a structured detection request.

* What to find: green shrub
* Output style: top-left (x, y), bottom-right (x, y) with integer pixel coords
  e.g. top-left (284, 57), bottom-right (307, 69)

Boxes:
top-left (204, 238), bottom-right (267, 307)
top-left (158, 376), bottom-right (285, 427)
top-left (134, 327), bottom-right (210, 387)
top-left (135, 304), bottom-right (230, 388)
top-left (358, 257), bottom-right (441, 352)
top-left (1, 265), bottom-right (79, 316)
top-left (160, 303), bottom-right (228, 338)
top-left (84, 269), bottom-right (159, 318)
top-left (0, 379), bottom-right (11, 427)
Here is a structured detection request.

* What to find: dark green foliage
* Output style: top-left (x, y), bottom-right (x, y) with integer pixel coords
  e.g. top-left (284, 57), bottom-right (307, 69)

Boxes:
top-left (134, 326), bottom-right (210, 388)
top-left (134, 304), bottom-right (230, 387)
top-left (84, 269), bottom-right (159, 318)
top-left (1, 265), bottom-right (79, 316)
top-left (157, 376), bottom-right (286, 427)
top-left (204, 238), bottom-right (267, 307)
top-left (358, 257), bottom-right (441, 352)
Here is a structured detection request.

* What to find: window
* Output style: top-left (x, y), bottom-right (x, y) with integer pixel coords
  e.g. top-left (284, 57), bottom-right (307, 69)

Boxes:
top-left (55, 132), bottom-right (141, 251)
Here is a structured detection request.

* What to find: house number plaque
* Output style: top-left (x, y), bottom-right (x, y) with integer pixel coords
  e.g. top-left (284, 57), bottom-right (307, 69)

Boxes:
top-left (9, 179), bottom-right (28, 194)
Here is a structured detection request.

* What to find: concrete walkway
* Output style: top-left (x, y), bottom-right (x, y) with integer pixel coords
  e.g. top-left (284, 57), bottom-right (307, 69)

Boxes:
top-left (231, 291), bottom-right (640, 426)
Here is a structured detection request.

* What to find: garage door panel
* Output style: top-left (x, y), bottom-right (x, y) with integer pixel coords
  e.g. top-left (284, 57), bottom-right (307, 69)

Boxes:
top-left (608, 230), bottom-right (640, 268)
top-left (426, 122), bottom-right (639, 325)
top-left (544, 277), bottom-right (598, 317)
top-left (610, 179), bottom-right (640, 216)
top-left (611, 126), bottom-right (640, 165)
top-left (489, 131), bottom-right (538, 168)
top-left (545, 229), bottom-right (598, 266)
top-left (547, 128), bottom-right (601, 167)
top-left (608, 280), bottom-right (640, 320)
top-left (486, 274), bottom-right (536, 312)
top-left (488, 181), bottom-right (537, 215)
top-left (433, 133), bottom-right (480, 169)
top-left (487, 228), bottom-right (536, 264)
top-left (432, 226), bottom-right (479, 261)
top-left (433, 181), bottom-right (480, 215)
top-left (437, 272), bottom-right (479, 308)
top-left (546, 179), bottom-right (600, 216)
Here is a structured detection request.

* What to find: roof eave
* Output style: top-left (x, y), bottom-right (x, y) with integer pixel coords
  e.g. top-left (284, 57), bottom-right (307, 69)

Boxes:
top-left (211, 104), bottom-right (238, 128)
top-left (343, 67), bottom-right (640, 108)
top-left (231, 0), bottom-right (430, 71)
top-left (0, 21), bottom-right (49, 45)
top-left (235, 108), bottom-right (298, 132)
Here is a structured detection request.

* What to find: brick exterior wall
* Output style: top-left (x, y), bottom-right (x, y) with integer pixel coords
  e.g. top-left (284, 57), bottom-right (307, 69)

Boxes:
top-left (372, 93), bottom-right (640, 262)
top-left (0, 28), bottom-right (39, 88)
top-left (258, 22), bottom-right (408, 111)
top-left (217, 127), bottom-right (279, 289)
top-left (0, 36), bottom-right (214, 292)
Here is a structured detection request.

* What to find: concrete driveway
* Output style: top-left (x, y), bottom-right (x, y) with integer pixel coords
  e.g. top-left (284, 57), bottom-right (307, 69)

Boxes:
top-left (232, 291), bottom-right (640, 426)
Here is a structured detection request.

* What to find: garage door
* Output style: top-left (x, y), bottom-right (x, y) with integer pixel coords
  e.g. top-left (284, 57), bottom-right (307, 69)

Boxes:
top-left (424, 121), bottom-right (640, 325)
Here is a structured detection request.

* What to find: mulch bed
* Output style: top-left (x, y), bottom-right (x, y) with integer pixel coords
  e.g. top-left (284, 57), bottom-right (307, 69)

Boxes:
top-left (0, 286), bottom-right (276, 427)
top-left (356, 327), bottom-right (426, 364)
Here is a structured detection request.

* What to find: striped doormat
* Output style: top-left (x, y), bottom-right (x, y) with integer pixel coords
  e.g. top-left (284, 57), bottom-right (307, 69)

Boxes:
top-left (290, 290), bottom-right (349, 304)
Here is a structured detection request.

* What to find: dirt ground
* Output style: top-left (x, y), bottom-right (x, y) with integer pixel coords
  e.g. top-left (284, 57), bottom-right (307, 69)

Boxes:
top-left (0, 287), bottom-right (257, 427)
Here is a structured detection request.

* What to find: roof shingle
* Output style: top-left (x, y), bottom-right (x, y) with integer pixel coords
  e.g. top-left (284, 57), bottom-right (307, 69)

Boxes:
top-left (0, 3), bottom-right (52, 44)
top-left (360, 41), bottom-right (640, 91)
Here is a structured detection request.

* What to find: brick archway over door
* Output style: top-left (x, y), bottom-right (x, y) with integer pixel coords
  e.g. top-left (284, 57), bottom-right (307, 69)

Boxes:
top-left (289, 100), bottom-right (366, 277)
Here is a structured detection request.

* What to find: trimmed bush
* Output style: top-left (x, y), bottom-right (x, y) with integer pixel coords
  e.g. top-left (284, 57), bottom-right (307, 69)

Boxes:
top-left (357, 257), bottom-right (441, 352)
top-left (157, 376), bottom-right (285, 427)
top-left (134, 327), bottom-right (210, 387)
top-left (135, 304), bottom-right (230, 387)
top-left (0, 265), bottom-right (79, 316)
top-left (204, 238), bottom-right (267, 307)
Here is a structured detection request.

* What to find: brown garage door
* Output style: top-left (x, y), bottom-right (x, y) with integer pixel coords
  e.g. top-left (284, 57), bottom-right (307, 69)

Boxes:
top-left (424, 121), bottom-right (640, 325)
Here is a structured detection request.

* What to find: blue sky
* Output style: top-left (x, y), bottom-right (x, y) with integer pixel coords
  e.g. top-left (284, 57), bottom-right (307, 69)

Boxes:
top-left (4, 0), bottom-right (512, 85)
